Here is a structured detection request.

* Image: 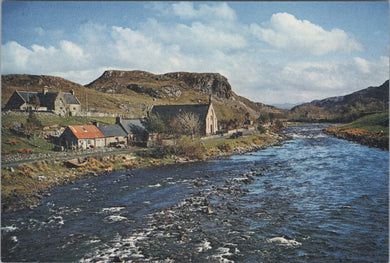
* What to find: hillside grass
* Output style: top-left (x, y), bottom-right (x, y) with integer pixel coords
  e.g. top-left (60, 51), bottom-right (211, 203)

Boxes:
top-left (324, 113), bottom-right (388, 150)
top-left (336, 113), bottom-right (388, 133)
top-left (1, 114), bottom-right (117, 155)
top-left (2, 114), bottom-right (116, 127)
top-left (204, 132), bottom-right (275, 156)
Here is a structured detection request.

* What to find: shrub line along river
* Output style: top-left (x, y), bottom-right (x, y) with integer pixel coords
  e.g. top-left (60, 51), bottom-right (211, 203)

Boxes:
top-left (2, 123), bottom-right (388, 262)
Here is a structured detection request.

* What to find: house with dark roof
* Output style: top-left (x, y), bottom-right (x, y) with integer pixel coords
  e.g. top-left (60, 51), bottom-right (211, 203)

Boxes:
top-left (60, 125), bottom-right (105, 149)
top-left (94, 122), bottom-right (127, 147)
top-left (149, 101), bottom-right (218, 135)
top-left (116, 117), bottom-right (148, 146)
top-left (3, 88), bottom-right (81, 116)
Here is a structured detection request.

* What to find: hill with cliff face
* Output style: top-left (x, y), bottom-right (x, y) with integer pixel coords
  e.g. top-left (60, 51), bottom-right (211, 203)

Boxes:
top-left (85, 70), bottom-right (233, 100)
top-left (84, 70), bottom-right (268, 126)
top-left (290, 80), bottom-right (389, 122)
top-left (2, 71), bottom-right (279, 126)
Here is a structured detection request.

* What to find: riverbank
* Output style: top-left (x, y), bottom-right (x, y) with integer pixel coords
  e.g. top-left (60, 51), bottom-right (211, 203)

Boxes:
top-left (323, 113), bottom-right (389, 150)
top-left (1, 131), bottom-right (287, 212)
top-left (324, 127), bottom-right (388, 150)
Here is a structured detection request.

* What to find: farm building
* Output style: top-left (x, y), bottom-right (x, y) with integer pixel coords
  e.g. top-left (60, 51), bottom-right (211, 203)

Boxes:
top-left (116, 117), bottom-right (148, 146)
top-left (60, 125), bottom-right (105, 149)
top-left (3, 88), bottom-right (81, 116)
top-left (95, 122), bottom-right (127, 147)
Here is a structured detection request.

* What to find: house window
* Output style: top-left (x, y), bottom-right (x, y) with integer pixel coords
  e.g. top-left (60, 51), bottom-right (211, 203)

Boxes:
top-left (81, 126), bottom-right (87, 132)
top-left (73, 107), bottom-right (76, 110)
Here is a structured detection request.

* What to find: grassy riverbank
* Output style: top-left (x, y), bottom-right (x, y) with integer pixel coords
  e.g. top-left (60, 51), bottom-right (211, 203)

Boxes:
top-left (324, 113), bottom-right (388, 150)
top-left (1, 131), bottom-right (285, 212)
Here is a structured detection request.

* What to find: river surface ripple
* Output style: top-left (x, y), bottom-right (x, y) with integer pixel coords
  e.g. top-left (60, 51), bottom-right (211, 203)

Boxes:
top-left (2, 123), bottom-right (389, 262)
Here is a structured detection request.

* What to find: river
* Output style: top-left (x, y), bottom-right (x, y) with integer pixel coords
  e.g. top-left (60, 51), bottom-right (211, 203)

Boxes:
top-left (2, 124), bottom-right (388, 262)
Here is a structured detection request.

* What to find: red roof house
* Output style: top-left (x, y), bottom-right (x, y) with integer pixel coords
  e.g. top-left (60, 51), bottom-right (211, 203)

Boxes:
top-left (60, 125), bottom-right (105, 149)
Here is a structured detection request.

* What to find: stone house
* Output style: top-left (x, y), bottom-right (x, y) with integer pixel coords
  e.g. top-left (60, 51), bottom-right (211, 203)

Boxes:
top-left (60, 125), bottom-right (105, 149)
top-left (149, 101), bottom-right (218, 136)
top-left (95, 122), bottom-right (127, 147)
top-left (3, 88), bottom-right (81, 116)
top-left (116, 117), bottom-right (148, 146)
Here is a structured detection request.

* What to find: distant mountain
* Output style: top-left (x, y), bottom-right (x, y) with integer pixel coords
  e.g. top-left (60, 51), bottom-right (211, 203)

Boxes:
top-left (290, 80), bottom-right (389, 122)
top-left (272, 103), bottom-right (301, 110)
top-left (297, 80), bottom-right (389, 110)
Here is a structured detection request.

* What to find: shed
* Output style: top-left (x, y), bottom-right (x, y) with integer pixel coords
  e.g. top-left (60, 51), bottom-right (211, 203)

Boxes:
top-left (96, 123), bottom-right (127, 147)
top-left (116, 117), bottom-right (148, 146)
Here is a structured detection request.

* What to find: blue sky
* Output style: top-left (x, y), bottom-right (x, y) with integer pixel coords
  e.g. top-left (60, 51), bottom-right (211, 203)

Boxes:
top-left (2, 1), bottom-right (389, 105)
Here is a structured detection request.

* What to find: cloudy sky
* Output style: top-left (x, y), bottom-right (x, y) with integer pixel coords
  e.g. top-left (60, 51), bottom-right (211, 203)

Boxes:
top-left (2, 1), bottom-right (389, 105)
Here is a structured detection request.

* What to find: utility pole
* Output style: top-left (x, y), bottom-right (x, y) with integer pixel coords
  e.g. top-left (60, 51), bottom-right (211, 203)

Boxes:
top-left (85, 91), bottom-right (88, 120)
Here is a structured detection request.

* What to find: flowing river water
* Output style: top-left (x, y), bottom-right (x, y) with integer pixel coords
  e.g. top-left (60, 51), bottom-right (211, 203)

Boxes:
top-left (2, 124), bottom-right (389, 262)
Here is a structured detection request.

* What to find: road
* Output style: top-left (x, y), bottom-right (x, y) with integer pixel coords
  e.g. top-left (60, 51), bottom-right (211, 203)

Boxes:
top-left (2, 129), bottom-right (257, 168)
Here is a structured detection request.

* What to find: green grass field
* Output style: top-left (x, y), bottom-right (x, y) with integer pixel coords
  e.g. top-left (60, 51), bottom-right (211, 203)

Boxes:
top-left (1, 114), bottom-right (117, 155)
top-left (337, 113), bottom-right (389, 133)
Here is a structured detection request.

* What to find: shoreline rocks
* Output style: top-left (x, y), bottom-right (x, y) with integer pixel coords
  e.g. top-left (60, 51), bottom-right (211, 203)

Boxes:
top-left (2, 133), bottom-right (288, 213)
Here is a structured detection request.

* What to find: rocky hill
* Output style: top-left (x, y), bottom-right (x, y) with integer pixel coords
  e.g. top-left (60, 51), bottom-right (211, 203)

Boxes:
top-left (290, 80), bottom-right (389, 122)
top-left (85, 70), bottom-right (233, 99)
top-left (84, 70), bottom-right (266, 126)
top-left (299, 80), bottom-right (389, 109)
top-left (2, 71), bottom-right (277, 125)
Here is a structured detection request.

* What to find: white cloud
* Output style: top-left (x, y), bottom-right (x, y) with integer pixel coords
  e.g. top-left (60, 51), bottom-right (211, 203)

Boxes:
top-left (2, 3), bottom-right (387, 105)
top-left (141, 17), bottom-right (247, 54)
top-left (250, 12), bottom-right (363, 56)
top-left (238, 57), bottom-right (389, 104)
top-left (354, 57), bottom-right (371, 73)
top-left (2, 40), bottom-right (88, 77)
top-left (171, 2), bottom-right (237, 22)
top-left (2, 41), bottom-right (33, 72)
top-left (60, 40), bottom-right (84, 59)
top-left (172, 2), bottom-right (197, 19)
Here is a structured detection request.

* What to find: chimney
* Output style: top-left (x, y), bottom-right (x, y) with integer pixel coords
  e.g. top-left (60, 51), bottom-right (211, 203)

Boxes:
top-left (70, 89), bottom-right (74, 95)
top-left (93, 121), bottom-right (99, 127)
top-left (116, 116), bottom-right (122, 124)
top-left (43, 87), bottom-right (48, 95)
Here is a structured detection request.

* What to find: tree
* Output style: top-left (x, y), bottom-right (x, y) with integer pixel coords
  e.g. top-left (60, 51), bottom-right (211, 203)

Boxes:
top-left (25, 110), bottom-right (42, 130)
top-left (174, 112), bottom-right (201, 140)
top-left (142, 113), bottom-right (168, 135)
top-left (29, 95), bottom-right (40, 110)
top-left (25, 110), bottom-right (42, 145)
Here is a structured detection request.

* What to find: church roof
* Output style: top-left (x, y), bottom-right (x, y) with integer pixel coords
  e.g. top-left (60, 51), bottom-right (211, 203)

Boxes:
top-left (150, 104), bottom-right (210, 120)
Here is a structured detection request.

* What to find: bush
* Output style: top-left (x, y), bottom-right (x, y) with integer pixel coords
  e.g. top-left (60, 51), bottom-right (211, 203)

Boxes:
top-left (217, 142), bottom-right (233, 153)
top-left (257, 125), bottom-right (267, 134)
top-left (12, 149), bottom-right (34, 154)
top-left (25, 111), bottom-right (42, 130)
top-left (6, 138), bottom-right (17, 145)
top-left (174, 136), bottom-right (205, 160)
